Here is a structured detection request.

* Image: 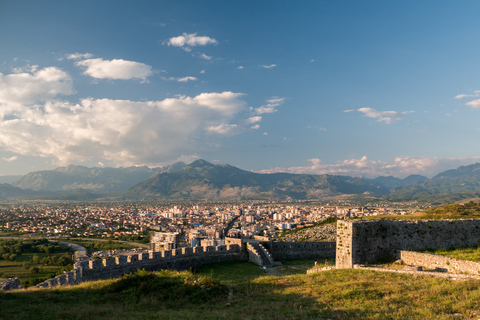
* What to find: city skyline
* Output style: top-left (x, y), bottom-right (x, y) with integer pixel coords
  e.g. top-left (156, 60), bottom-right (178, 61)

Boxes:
top-left (1, 1), bottom-right (480, 178)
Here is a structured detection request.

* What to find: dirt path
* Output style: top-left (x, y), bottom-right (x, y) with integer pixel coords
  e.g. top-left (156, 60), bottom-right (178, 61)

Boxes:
top-left (58, 241), bottom-right (88, 261)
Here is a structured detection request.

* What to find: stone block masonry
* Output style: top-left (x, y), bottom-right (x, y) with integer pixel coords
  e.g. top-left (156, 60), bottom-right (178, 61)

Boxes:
top-left (400, 251), bottom-right (480, 275)
top-left (34, 244), bottom-right (243, 289)
top-left (268, 241), bottom-right (336, 261)
top-left (336, 219), bottom-right (480, 268)
top-left (29, 240), bottom-right (336, 289)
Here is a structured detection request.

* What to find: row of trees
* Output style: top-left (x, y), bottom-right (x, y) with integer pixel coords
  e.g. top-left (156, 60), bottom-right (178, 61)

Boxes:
top-left (0, 238), bottom-right (73, 256)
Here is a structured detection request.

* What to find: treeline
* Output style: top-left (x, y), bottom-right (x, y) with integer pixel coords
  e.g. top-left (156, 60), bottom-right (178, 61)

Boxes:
top-left (116, 233), bottom-right (150, 244)
top-left (74, 240), bottom-right (135, 252)
top-left (25, 252), bottom-right (73, 267)
top-left (0, 238), bottom-right (72, 261)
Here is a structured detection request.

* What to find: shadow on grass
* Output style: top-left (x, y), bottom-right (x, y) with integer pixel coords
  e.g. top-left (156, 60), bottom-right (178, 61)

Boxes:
top-left (2, 263), bottom-right (480, 320)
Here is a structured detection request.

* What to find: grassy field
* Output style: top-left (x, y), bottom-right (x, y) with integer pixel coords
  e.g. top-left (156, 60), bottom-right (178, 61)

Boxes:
top-left (421, 246), bottom-right (480, 262)
top-left (0, 252), bottom-right (70, 285)
top-left (3, 260), bottom-right (480, 319)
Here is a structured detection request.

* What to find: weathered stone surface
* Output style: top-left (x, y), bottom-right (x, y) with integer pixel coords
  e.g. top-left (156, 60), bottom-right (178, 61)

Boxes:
top-left (0, 277), bottom-right (19, 291)
top-left (401, 251), bottom-right (480, 275)
top-left (336, 219), bottom-right (480, 269)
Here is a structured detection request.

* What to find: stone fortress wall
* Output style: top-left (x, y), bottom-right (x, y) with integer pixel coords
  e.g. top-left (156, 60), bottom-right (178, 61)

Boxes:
top-left (336, 219), bottom-right (480, 269)
top-left (268, 241), bottom-right (335, 261)
top-left (30, 239), bottom-right (336, 289)
top-left (399, 250), bottom-right (480, 275)
top-left (5, 219), bottom-right (480, 290)
top-left (35, 244), bottom-right (243, 288)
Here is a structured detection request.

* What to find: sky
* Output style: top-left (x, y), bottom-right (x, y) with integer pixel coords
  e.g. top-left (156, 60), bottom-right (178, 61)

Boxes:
top-left (1, 1), bottom-right (480, 178)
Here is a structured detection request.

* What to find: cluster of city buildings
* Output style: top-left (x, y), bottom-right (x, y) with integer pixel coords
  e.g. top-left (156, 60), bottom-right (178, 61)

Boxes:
top-left (0, 203), bottom-right (416, 246)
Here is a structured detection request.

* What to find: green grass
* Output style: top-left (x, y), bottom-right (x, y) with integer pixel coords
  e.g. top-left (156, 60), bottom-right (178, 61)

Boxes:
top-left (66, 240), bottom-right (136, 254)
top-left (3, 260), bottom-right (480, 319)
top-left (195, 260), bottom-right (266, 286)
top-left (421, 246), bottom-right (480, 262)
top-left (0, 252), bottom-right (71, 285)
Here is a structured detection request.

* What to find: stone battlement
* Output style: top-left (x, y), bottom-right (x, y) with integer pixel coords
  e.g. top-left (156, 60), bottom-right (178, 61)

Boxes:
top-left (35, 244), bottom-right (242, 289)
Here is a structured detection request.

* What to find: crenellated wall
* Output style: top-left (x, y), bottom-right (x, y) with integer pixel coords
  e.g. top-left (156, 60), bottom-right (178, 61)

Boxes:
top-left (336, 219), bottom-right (480, 268)
top-left (30, 239), bottom-right (337, 290)
top-left (35, 244), bottom-right (243, 288)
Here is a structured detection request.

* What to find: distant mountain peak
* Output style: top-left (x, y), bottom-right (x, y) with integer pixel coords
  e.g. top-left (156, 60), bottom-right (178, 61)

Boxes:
top-left (188, 159), bottom-right (214, 168)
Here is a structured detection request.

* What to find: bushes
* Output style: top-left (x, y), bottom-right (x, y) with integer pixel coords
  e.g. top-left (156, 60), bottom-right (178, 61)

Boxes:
top-left (108, 269), bottom-right (228, 306)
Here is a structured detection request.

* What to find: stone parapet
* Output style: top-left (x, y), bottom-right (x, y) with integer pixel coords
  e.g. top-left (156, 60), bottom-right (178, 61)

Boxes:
top-left (400, 251), bottom-right (480, 275)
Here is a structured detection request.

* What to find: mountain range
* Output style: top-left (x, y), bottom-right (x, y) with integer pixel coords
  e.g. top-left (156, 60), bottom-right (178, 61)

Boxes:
top-left (2, 160), bottom-right (480, 203)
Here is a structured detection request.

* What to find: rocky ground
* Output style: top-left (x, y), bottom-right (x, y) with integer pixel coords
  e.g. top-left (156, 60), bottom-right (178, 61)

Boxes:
top-left (276, 224), bottom-right (336, 242)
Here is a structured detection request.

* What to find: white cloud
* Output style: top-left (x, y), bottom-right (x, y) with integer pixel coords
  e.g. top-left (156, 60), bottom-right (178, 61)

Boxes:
top-left (74, 58), bottom-right (153, 81)
top-left (247, 116), bottom-right (262, 124)
top-left (237, 66), bottom-right (244, 70)
top-left (0, 66), bottom-right (74, 107)
top-left (343, 109), bottom-right (354, 113)
top-left (2, 156), bottom-right (18, 162)
top-left (255, 97), bottom-right (285, 114)
top-left (455, 94), bottom-right (478, 99)
top-left (199, 53), bottom-right (212, 60)
top-left (207, 123), bottom-right (238, 135)
top-left (259, 156), bottom-right (480, 178)
top-left (177, 76), bottom-right (197, 82)
top-left (200, 70), bottom-right (206, 74)
top-left (0, 77), bottom-right (250, 166)
top-left (357, 107), bottom-right (413, 124)
top-left (166, 33), bottom-right (218, 49)
top-left (250, 124), bottom-right (260, 130)
top-left (65, 53), bottom-right (93, 60)
top-left (466, 99), bottom-right (480, 108)
top-left (261, 64), bottom-right (277, 69)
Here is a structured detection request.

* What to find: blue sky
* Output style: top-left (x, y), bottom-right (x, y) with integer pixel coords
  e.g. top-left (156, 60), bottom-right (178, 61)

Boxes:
top-left (1, 0), bottom-right (480, 178)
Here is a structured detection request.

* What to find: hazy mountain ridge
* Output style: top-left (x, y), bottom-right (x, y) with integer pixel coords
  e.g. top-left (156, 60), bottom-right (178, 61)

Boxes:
top-left (2, 160), bottom-right (480, 202)
top-left (125, 160), bottom-right (393, 200)
top-left (388, 163), bottom-right (480, 202)
top-left (12, 163), bottom-right (186, 192)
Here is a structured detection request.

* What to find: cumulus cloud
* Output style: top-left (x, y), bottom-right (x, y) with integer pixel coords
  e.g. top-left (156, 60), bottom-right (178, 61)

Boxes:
top-left (0, 69), bottom-right (250, 166)
top-left (0, 66), bottom-right (74, 108)
top-left (166, 33), bottom-right (218, 50)
top-left (466, 99), bottom-right (480, 108)
top-left (259, 156), bottom-right (480, 178)
top-left (237, 66), bottom-right (244, 70)
top-left (74, 58), bottom-right (153, 81)
top-left (255, 97), bottom-right (285, 114)
top-left (246, 116), bottom-right (262, 124)
top-left (357, 107), bottom-right (413, 124)
top-left (261, 64), bottom-right (277, 69)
